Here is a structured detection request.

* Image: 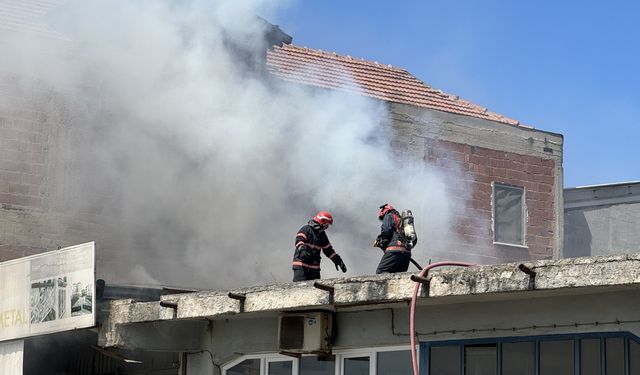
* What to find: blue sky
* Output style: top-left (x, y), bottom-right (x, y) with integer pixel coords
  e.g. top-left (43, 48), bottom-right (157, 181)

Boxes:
top-left (273, 1), bottom-right (640, 187)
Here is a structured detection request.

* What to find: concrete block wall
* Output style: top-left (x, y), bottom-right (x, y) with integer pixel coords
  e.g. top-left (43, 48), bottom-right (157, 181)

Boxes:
top-left (0, 73), bottom-right (55, 260)
top-left (0, 72), bottom-right (108, 264)
top-left (0, 76), bottom-right (48, 211)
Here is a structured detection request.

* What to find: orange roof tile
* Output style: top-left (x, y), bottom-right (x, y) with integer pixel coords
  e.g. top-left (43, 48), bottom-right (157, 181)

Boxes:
top-left (266, 44), bottom-right (523, 127)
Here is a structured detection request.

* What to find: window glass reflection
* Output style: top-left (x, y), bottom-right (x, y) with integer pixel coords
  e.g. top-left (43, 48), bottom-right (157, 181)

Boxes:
top-left (580, 339), bottom-right (600, 375)
top-left (630, 340), bottom-right (640, 375)
top-left (540, 340), bottom-right (573, 375)
top-left (430, 346), bottom-right (460, 375)
top-left (377, 350), bottom-right (412, 375)
top-left (227, 359), bottom-right (260, 375)
top-left (343, 356), bottom-right (369, 375)
top-left (268, 360), bottom-right (292, 375)
top-left (502, 342), bottom-right (534, 375)
top-left (299, 356), bottom-right (334, 375)
top-left (465, 344), bottom-right (496, 375)
top-left (606, 337), bottom-right (624, 375)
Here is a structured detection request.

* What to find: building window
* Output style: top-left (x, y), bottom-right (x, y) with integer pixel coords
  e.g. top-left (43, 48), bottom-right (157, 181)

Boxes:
top-left (227, 358), bottom-right (261, 375)
top-left (267, 360), bottom-right (293, 375)
top-left (299, 355), bottom-right (334, 375)
top-left (580, 339), bottom-right (600, 375)
top-left (605, 337), bottom-right (624, 375)
top-left (492, 183), bottom-right (526, 246)
top-left (423, 332), bottom-right (640, 375)
top-left (377, 350), bottom-right (412, 374)
top-left (222, 346), bottom-right (410, 375)
top-left (342, 355), bottom-right (370, 375)
top-left (502, 342), bottom-right (534, 375)
top-left (465, 344), bottom-right (496, 375)
top-left (630, 340), bottom-right (640, 375)
top-left (429, 345), bottom-right (459, 375)
top-left (539, 340), bottom-right (573, 375)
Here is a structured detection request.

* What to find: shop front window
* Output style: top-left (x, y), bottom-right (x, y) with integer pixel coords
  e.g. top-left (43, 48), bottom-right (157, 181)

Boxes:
top-left (580, 339), bottom-right (600, 375)
top-left (465, 344), bottom-right (496, 375)
top-left (227, 359), bottom-right (261, 375)
top-left (502, 341), bottom-right (534, 375)
top-left (268, 360), bottom-right (293, 375)
top-left (299, 355), bottom-right (334, 375)
top-left (342, 356), bottom-right (369, 375)
top-left (377, 350), bottom-right (412, 375)
top-left (539, 340), bottom-right (573, 375)
top-left (430, 345), bottom-right (460, 375)
top-left (424, 333), bottom-right (640, 375)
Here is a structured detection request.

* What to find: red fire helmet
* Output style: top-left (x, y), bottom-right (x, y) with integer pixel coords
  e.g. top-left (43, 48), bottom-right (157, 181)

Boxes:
top-left (313, 211), bottom-right (333, 227)
top-left (378, 203), bottom-right (394, 220)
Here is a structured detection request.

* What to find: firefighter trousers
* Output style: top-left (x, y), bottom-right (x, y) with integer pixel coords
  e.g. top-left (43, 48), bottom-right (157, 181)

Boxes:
top-left (376, 251), bottom-right (411, 274)
top-left (293, 267), bottom-right (321, 282)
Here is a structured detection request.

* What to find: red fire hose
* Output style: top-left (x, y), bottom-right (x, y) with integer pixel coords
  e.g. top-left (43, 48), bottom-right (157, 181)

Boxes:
top-left (410, 261), bottom-right (474, 375)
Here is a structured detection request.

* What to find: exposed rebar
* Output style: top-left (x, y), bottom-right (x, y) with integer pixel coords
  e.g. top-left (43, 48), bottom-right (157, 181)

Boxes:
top-left (313, 282), bottom-right (334, 293)
top-left (228, 292), bottom-right (246, 301)
top-left (410, 275), bottom-right (430, 285)
top-left (160, 301), bottom-right (178, 309)
top-left (518, 264), bottom-right (537, 290)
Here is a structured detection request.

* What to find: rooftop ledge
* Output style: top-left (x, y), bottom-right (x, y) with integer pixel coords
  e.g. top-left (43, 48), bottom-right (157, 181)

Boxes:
top-left (100, 254), bottom-right (640, 346)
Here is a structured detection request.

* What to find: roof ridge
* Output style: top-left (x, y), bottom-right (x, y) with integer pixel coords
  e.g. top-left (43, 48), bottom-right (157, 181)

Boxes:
top-left (268, 44), bottom-right (522, 127)
top-left (278, 44), bottom-right (408, 73)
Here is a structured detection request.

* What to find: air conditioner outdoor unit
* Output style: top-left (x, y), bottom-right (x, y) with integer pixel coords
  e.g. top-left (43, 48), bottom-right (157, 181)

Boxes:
top-left (278, 312), bottom-right (333, 355)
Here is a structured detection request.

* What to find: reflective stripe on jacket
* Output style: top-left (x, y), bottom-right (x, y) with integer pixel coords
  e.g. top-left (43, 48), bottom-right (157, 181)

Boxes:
top-left (292, 222), bottom-right (338, 270)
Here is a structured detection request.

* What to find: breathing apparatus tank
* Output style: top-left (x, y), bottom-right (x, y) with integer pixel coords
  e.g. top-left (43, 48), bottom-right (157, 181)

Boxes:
top-left (400, 209), bottom-right (418, 249)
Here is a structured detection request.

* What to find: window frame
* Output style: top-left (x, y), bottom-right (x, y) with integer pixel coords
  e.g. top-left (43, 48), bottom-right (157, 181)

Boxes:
top-left (491, 182), bottom-right (528, 248)
top-left (221, 345), bottom-right (414, 375)
top-left (340, 350), bottom-right (373, 375)
top-left (421, 331), bottom-right (640, 375)
top-left (223, 355), bottom-right (266, 375)
top-left (265, 354), bottom-right (298, 375)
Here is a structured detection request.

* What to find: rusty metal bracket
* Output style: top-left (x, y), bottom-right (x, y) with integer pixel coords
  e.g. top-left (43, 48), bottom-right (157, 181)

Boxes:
top-left (228, 292), bottom-right (246, 312)
top-left (160, 301), bottom-right (178, 319)
top-left (410, 275), bottom-right (431, 297)
top-left (313, 282), bottom-right (335, 304)
top-left (518, 264), bottom-right (537, 290)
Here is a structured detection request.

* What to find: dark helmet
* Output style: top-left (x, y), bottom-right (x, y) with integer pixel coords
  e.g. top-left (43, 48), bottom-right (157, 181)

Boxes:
top-left (378, 203), bottom-right (394, 220)
top-left (313, 211), bottom-right (333, 229)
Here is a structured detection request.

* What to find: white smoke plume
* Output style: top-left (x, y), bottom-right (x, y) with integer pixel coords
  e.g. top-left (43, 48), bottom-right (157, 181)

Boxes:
top-left (0, 0), bottom-right (467, 288)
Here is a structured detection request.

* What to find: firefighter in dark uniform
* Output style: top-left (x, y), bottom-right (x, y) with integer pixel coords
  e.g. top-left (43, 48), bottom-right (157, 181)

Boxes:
top-left (374, 203), bottom-right (411, 273)
top-left (292, 211), bottom-right (347, 282)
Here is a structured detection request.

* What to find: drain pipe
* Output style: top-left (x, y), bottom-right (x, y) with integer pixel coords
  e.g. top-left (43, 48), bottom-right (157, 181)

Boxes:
top-left (410, 261), bottom-right (474, 375)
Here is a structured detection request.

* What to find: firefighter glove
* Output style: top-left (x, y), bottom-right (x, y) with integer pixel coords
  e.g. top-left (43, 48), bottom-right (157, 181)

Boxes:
top-left (337, 260), bottom-right (347, 273)
top-left (333, 255), bottom-right (347, 273)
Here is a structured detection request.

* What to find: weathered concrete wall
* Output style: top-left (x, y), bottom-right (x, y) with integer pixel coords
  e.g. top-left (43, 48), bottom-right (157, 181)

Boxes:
top-left (169, 288), bottom-right (640, 374)
top-left (100, 255), bottom-right (640, 344)
top-left (564, 183), bottom-right (640, 258)
top-left (99, 255), bottom-right (640, 375)
top-left (389, 103), bottom-right (563, 262)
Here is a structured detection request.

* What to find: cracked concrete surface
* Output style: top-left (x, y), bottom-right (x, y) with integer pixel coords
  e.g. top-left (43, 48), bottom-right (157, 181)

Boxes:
top-left (99, 254), bottom-right (640, 347)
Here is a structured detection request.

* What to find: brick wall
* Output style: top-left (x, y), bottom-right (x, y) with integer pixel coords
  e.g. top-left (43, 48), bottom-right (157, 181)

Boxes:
top-left (423, 137), bottom-right (556, 262)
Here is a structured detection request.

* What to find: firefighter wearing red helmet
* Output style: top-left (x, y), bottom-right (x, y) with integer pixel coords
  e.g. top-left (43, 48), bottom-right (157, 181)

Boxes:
top-left (374, 203), bottom-right (412, 273)
top-left (292, 211), bottom-right (347, 282)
